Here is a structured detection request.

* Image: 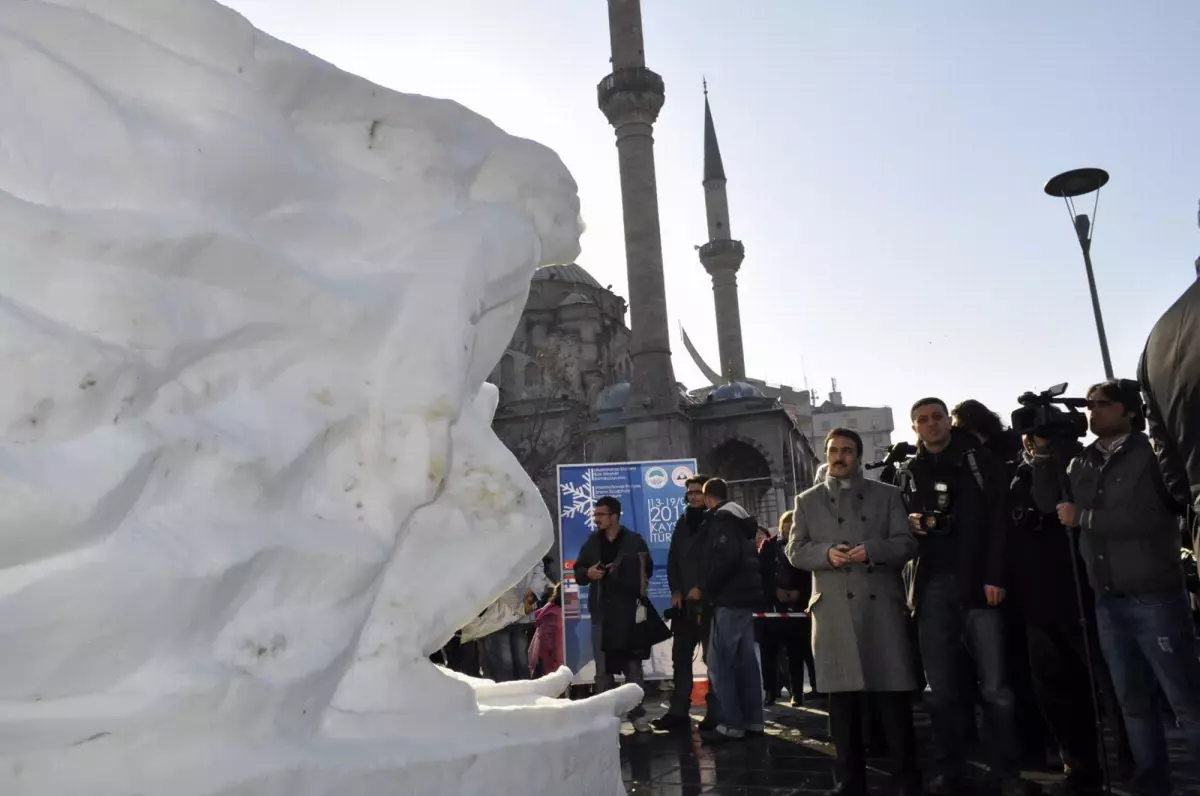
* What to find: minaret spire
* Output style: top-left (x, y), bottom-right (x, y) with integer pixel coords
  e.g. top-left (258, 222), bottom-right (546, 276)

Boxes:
top-left (697, 85), bottom-right (746, 381)
top-left (597, 0), bottom-right (677, 415)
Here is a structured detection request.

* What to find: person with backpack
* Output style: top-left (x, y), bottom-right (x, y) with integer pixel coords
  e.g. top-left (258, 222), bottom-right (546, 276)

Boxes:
top-left (691, 478), bottom-right (765, 743)
top-left (897, 398), bottom-right (1031, 796)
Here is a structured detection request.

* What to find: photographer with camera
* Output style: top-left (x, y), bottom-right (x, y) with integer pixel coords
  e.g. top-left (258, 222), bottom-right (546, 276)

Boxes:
top-left (1031, 379), bottom-right (1200, 796)
top-left (896, 398), bottom-right (1028, 796)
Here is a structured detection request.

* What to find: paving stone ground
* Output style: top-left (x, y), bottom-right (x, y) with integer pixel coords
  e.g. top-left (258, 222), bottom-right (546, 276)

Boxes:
top-left (619, 686), bottom-right (1197, 795)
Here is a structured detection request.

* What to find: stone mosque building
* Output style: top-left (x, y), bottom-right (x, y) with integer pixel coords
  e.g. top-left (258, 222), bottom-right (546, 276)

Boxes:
top-left (489, 0), bottom-right (892, 525)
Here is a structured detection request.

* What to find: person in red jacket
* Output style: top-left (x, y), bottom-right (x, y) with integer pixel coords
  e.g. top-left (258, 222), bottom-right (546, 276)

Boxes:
top-left (529, 584), bottom-right (563, 677)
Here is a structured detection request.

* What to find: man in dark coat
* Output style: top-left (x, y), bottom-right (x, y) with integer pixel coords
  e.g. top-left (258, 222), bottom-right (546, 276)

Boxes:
top-left (654, 474), bottom-right (721, 731)
top-left (952, 399), bottom-right (1051, 767)
top-left (1139, 271), bottom-right (1200, 563)
top-left (573, 495), bottom-right (653, 732)
top-left (692, 478), bottom-right (765, 742)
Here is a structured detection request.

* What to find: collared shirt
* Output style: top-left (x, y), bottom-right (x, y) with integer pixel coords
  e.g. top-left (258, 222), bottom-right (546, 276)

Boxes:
top-left (1096, 434), bottom-right (1130, 463)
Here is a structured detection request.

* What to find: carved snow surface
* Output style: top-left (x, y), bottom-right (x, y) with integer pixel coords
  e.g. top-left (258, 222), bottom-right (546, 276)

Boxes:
top-left (0, 1), bottom-right (638, 793)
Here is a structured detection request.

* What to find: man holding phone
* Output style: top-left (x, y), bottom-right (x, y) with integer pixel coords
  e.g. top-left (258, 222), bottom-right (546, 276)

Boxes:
top-left (574, 496), bottom-right (653, 732)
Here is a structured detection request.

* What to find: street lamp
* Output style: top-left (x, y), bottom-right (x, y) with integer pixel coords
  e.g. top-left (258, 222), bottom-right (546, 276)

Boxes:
top-left (1045, 167), bottom-right (1114, 379)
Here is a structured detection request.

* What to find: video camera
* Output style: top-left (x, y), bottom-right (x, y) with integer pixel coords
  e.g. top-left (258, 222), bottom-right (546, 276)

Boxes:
top-left (1011, 382), bottom-right (1088, 441)
top-left (864, 441), bottom-right (918, 471)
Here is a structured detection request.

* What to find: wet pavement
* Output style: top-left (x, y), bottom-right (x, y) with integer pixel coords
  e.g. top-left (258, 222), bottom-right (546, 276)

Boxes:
top-left (620, 687), bottom-right (1199, 795)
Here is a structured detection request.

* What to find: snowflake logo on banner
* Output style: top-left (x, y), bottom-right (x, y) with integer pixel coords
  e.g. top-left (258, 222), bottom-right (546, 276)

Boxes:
top-left (560, 469), bottom-right (597, 532)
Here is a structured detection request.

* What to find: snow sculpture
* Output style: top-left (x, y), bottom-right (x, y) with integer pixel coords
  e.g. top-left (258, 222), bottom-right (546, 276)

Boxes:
top-left (0, 1), bottom-right (639, 793)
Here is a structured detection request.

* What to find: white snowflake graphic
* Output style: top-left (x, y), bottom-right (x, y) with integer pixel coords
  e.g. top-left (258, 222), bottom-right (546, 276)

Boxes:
top-left (560, 469), bottom-right (597, 532)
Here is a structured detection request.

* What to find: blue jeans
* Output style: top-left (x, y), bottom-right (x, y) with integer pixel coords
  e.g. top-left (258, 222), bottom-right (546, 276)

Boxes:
top-left (480, 623), bottom-right (529, 683)
top-left (916, 575), bottom-right (1018, 780)
top-left (708, 607), bottom-right (764, 735)
top-left (1095, 589), bottom-right (1200, 796)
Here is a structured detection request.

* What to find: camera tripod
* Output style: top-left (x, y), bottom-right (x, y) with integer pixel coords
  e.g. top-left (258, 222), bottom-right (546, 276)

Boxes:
top-left (1053, 452), bottom-right (1114, 796)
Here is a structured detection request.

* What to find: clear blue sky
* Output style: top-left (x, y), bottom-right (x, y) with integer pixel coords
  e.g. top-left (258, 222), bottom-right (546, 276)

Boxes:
top-left (224, 0), bottom-right (1199, 442)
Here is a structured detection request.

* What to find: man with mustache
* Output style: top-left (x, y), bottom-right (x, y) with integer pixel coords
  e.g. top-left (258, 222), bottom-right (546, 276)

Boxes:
top-left (788, 428), bottom-right (921, 796)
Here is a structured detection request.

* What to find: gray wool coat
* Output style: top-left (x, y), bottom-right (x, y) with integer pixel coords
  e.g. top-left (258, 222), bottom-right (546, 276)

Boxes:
top-left (785, 474), bottom-right (919, 693)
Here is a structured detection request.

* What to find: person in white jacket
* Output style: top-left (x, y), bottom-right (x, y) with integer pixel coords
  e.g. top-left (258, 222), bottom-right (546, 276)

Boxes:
top-left (460, 562), bottom-right (550, 682)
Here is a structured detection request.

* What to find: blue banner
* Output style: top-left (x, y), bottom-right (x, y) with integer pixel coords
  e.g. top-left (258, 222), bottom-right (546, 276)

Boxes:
top-left (558, 458), bottom-right (697, 682)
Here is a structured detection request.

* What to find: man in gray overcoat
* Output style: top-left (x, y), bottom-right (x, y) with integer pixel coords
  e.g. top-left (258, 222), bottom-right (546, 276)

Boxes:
top-left (787, 427), bottom-right (922, 796)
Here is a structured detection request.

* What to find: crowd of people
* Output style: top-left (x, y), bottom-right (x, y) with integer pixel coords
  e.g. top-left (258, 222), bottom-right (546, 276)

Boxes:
top-left (434, 272), bottom-right (1200, 796)
top-left (550, 381), bottom-right (1200, 796)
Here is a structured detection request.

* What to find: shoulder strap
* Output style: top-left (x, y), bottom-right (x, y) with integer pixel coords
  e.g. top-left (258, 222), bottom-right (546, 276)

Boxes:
top-left (964, 450), bottom-right (985, 492)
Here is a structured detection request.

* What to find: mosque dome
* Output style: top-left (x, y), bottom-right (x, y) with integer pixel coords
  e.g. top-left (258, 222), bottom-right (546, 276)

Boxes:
top-left (594, 381), bottom-right (631, 412)
top-left (709, 381), bottom-right (766, 402)
top-left (558, 292), bottom-right (595, 307)
top-left (533, 263), bottom-right (603, 289)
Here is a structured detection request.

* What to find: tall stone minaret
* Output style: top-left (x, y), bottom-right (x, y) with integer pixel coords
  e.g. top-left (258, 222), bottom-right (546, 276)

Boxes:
top-left (598, 0), bottom-right (677, 414)
top-left (698, 85), bottom-right (747, 381)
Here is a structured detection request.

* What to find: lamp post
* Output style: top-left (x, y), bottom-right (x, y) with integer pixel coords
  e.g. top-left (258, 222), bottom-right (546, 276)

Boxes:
top-left (1045, 167), bottom-right (1114, 380)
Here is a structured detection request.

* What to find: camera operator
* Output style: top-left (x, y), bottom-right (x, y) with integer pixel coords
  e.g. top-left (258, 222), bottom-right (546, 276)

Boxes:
top-left (1012, 433), bottom-right (1132, 794)
top-left (1031, 379), bottom-right (1200, 796)
top-left (897, 398), bottom-right (1029, 796)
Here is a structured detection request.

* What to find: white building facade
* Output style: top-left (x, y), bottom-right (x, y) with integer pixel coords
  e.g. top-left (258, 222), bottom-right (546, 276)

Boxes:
top-left (810, 387), bottom-right (894, 480)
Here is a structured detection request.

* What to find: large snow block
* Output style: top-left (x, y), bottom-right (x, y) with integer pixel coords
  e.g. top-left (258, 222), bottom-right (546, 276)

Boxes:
top-left (0, 1), bottom-right (638, 793)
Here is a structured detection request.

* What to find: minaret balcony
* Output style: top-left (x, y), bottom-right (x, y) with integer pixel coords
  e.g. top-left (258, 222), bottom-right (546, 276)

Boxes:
top-left (699, 239), bottom-right (745, 272)
top-left (598, 67), bottom-right (665, 126)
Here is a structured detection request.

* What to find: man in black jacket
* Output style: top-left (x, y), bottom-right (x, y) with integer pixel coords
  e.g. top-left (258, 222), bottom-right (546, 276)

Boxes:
top-left (1139, 272), bottom-right (1200, 564)
top-left (952, 400), bottom-right (1051, 767)
top-left (573, 496), bottom-right (653, 733)
top-left (898, 398), bottom-right (1028, 796)
top-left (653, 474), bottom-right (721, 731)
top-left (691, 477), bottom-right (765, 742)
top-left (1032, 380), bottom-right (1200, 796)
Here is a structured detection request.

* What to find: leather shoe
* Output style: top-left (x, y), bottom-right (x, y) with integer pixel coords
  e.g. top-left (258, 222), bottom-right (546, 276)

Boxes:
top-left (650, 713), bottom-right (690, 732)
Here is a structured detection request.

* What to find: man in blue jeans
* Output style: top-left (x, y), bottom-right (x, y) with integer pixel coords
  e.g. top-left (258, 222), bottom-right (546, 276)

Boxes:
top-left (1034, 379), bottom-right (1200, 796)
top-left (690, 477), bottom-right (765, 743)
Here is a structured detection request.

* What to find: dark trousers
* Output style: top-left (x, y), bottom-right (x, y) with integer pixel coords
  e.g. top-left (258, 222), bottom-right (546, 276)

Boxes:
top-left (757, 616), bottom-right (816, 701)
top-left (917, 576), bottom-right (1019, 780)
top-left (1027, 620), bottom-right (1132, 785)
top-left (829, 691), bottom-right (920, 795)
top-left (1005, 606), bottom-right (1052, 762)
top-left (668, 602), bottom-right (720, 718)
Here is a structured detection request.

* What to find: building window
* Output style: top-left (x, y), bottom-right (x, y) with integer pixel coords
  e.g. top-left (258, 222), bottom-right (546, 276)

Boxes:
top-left (848, 418), bottom-right (858, 429)
top-left (820, 420), bottom-right (830, 431)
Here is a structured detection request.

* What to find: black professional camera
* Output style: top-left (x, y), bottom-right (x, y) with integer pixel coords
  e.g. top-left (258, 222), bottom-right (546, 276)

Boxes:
top-left (1011, 382), bottom-right (1088, 440)
top-left (865, 441), bottom-right (918, 471)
